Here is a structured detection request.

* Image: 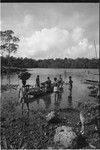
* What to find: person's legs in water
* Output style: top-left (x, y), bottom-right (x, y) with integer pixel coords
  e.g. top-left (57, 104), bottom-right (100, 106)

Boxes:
top-left (55, 91), bottom-right (59, 102)
top-left (54, 92), bottom-right (56, 102)
top-left (54, 92), bottom-right (56, 101)
top-left (26, 102), bottom-right (29, 117)
top-left (22, 102), bottom-right (24, 115)
top-left (55, 92), bottom-right (58, 102)
top-left (26, 102), bottom-right (29, 112)
top-left (69, 88), bottom-right (72, 97)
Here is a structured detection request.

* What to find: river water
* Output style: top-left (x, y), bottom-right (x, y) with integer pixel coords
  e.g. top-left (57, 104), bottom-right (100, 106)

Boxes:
top-left (1, 68), bottom-right (99, 111)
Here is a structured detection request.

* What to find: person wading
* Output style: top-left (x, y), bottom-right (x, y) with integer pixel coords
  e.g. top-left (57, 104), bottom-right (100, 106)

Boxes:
top-left (58, 74), bottom-right (63, 89)
top-left (45, 77), bottom-right (52, 91)
top-left (53, 77), bottom-right (59, 102)
top-left (69, 76), bottom-right (73, 90)
top-left (36, 75), bottom-right (40, 88)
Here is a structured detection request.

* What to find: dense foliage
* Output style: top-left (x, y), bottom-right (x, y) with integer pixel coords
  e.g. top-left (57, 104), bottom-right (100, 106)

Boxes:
top-left (0, 30), bottom-right (20, 55)
top-left (1, 56), bottom-right (99, 68)
top-left (0, 30), bottom-right (20, 75)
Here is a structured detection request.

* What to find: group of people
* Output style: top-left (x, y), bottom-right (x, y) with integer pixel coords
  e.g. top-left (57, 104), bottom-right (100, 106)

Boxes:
top-left (19, 74), bottom-right (73, 114)
top-left (35, 74), bottom-right (73, 93)
top-left (35, 75), bottom-right (52, 91)
top-left (35, 74), bottom-right (65, 91)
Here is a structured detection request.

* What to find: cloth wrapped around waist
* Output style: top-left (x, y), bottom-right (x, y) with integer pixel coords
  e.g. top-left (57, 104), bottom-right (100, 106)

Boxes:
top-left (54, 86), bottom-right (58, 92)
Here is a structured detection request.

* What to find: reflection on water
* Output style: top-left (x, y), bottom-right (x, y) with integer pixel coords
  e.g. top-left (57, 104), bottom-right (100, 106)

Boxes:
top-left (1, 68), bottom-right (99, 111)
top-left (43, 94), bottom-right (51, 109)
top-left (68, 88), bottom-right (73, 108)
top-left (54, 92), bottom-right (62, 111)
top-left (64, 70), bottom-right (67, 78)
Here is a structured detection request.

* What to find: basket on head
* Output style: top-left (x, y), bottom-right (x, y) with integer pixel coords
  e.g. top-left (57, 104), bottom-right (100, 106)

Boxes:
top-left (18, 71), bottom-right (31, 81)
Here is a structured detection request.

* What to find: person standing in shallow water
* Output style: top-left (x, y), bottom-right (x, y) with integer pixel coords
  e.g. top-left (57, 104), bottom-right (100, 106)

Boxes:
top-left (53, 77), bottom-right (59, 102)
top-left (36, 75), bottom-right (40, 88)
top-left (58, 75), bottom-right (63, 88)
top-left (46, 77), bottom-right (52, 91)
top-left (69, 76), bottom-right (73, 90)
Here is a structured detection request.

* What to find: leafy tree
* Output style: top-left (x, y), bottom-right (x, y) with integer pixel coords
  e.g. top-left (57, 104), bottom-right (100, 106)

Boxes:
top-left (0, 30), bottom-right (20, 85)
top-left (0, 30), bottom-right (19, 55)
top-left (0, 30), bottom-right (20, 70)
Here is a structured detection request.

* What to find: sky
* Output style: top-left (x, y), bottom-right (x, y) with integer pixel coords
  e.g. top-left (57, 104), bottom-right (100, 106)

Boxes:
top-left (1, 3), bottom-right (99, 59)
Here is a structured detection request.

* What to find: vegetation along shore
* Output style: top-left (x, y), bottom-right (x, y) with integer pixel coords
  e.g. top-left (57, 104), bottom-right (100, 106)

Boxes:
top-left (1, 66), bottom-right (27, 74)
top-left (1, 56), bottom-right (99, 70)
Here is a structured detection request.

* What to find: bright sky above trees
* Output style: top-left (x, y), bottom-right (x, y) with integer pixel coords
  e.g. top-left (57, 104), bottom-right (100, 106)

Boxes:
top-left (1, 3), bottom-right (99, 59)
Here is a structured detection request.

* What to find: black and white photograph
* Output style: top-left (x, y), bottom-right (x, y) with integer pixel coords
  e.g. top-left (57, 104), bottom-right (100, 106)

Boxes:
top-left (0, 2), bottom-right (100, 149)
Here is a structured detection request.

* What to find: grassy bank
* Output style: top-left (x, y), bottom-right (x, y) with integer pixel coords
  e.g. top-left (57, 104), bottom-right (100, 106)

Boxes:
top-left (1, 85), bottom-right (100, 149)
top-left (1, 71), bottom-right (99, 149)
top-left (1, 97), bottom-right (100, 149)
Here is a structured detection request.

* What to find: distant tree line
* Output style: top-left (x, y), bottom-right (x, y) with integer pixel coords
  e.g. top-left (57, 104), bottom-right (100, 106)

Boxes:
top-left (0, 30), bottom-right (99, 69)
top-left (1, 56), bottom-right (99, 69)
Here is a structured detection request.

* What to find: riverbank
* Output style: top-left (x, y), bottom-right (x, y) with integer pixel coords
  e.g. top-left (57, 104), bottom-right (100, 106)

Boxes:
top-left (1, 66), bottom-right (27, 74)
top-left (1, 89), bottom-right (100, 149)
top-left (1, 69), bottom-right (99, 149)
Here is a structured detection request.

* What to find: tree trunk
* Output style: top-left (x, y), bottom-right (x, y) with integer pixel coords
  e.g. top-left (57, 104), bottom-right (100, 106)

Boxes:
top-left (8, 50), bottom-right (11, 87)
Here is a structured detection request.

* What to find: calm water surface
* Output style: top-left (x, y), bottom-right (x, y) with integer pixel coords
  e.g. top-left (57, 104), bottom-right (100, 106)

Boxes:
top-left (1, 68), bottom-right (99, 111)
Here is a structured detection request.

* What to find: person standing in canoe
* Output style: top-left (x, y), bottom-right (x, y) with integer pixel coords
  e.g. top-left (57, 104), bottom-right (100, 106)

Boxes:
top-left (36, 75), bottom-right (40, 88)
